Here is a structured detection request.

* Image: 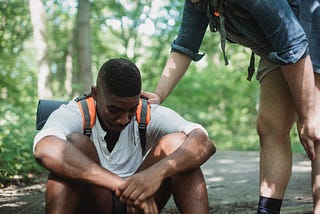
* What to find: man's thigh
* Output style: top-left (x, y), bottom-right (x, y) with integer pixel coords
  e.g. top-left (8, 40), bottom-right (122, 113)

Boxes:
top-left (67, 133), bottom-right (100, 164)
top-left (258, 67), bottom-right (297, 133)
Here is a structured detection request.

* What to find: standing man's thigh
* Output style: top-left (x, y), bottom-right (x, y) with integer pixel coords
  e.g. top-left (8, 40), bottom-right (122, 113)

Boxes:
top-left (257, 64), bottom-right (297, 198)
top-left (257, 60), bottom-right (297, 135)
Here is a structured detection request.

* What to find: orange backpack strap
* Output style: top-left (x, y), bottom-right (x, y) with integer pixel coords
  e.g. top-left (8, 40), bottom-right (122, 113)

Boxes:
top-left (76, 95), bottom-right (96, 137)
top-left (136, 98), bottom-right (151, 155)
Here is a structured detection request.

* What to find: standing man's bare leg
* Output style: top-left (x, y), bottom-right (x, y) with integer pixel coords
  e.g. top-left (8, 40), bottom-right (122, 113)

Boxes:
top-left (257, 69), bottom-right (297, 213)
top-left (312, 73), bottom-right (320, 212)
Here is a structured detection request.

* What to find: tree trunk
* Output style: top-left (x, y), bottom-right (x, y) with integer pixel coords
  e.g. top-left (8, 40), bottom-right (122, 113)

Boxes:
top-left (29, 0), bottom-right (52, 99)
top-left (65, 35), bottom-right (74, 97)
top-left (74, 0), bottom-right (92, 94)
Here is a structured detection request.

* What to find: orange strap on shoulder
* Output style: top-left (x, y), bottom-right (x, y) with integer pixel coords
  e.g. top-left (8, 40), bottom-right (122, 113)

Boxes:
top-left (77, 97), bottom-right (96, 136)
top-left (136, 98), bottom-right (150, 124)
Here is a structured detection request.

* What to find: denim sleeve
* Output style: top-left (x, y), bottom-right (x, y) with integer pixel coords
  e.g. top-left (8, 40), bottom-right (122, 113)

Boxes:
top-left (234, 0), bottom-right (309, 65)
top-left (171, 0), bottom-right (209, 61)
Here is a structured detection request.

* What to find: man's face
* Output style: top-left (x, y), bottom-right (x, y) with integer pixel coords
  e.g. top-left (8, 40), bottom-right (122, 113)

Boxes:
top-left (92, 86), bottom-right (140, 134)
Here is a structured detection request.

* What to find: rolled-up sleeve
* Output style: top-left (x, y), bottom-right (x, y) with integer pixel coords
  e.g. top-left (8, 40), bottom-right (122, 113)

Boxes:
top-left (171, 0), bottom-right (209, 61)
top-left (239, 0), bottom-right (309, 65)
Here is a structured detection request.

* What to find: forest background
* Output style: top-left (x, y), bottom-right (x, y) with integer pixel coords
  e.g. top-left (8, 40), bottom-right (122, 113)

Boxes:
top-left (0, 0), bottom-right (303, 186)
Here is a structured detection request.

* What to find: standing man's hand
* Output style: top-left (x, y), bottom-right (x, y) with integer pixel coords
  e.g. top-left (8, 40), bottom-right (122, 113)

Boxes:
top-left (297, 116), bottom-right (320, 161)
top-left (281, 56), bottom-right (320, 161)
top-left (141, 91), bottom-right (162, 104)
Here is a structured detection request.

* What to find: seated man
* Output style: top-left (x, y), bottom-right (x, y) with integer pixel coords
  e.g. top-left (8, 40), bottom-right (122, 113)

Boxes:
top-left (33, 58), bottom-right (216, 214)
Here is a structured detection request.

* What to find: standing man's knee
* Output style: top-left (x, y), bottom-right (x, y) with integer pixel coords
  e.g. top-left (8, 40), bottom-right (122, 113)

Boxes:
top-left (257, 114), bottom-right (293, 142)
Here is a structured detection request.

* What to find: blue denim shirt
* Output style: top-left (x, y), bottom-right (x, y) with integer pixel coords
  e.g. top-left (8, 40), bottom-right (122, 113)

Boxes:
top-left (172, 0), bottom-right (313, 67)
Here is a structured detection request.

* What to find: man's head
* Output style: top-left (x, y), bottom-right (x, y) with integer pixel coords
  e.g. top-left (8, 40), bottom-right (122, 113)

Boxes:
top-left (92, 58), bottom-right (141, 133)
top-left (97, 58), bottom-right (141, 97)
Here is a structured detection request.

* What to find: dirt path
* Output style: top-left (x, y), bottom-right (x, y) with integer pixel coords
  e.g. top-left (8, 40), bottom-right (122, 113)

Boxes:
top-left (0, 151), bottom-right (313, 213)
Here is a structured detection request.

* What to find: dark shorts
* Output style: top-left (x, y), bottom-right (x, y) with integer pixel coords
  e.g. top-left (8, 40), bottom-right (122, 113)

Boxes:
top-left (112, 192), bottom-right (127, 214)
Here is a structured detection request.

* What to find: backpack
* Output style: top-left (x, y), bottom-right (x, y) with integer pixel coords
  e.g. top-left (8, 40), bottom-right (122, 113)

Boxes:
top-left (36, 93), bottom-right (151, 155)
top-left (206, 0), bottom-right (256, 81)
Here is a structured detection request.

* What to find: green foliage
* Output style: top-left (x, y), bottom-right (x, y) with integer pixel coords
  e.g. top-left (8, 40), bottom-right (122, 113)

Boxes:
top-left (0, 58), bottom-right (46, 186)
top-left (0, 102), bottom-right (46, 186)
top-left (0, 0), bottom-right (46, 186)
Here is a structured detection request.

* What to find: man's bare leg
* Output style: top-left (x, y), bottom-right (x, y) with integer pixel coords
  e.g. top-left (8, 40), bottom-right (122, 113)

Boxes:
top-left (312, 73), bottom-right (320, 212)
top-left (258, 69), bottom-right (297, 200)
top-left (46, 174), bottom-right (83, 214)
top-left (45, 133), bottom-right (113, 214)
top-left (312, 144), bottom-right (320, 213)
top-left (171, 168), bottom-right (209, 214)
top-left (140, 133), bottom-right (209, 213)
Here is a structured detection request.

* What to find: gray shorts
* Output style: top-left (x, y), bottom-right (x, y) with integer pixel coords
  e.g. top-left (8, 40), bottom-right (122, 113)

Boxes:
top-left (256, 58), bottom-right (280, 82)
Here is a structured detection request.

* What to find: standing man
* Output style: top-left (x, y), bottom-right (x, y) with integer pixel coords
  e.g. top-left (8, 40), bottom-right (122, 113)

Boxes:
top-left (33, 58), bottom-right (215, 213)
top-left (142, 0), bottom-right (320, 213)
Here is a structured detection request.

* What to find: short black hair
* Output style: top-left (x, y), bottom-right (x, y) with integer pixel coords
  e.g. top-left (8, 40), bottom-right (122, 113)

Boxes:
top-left (97, 58), bottom-right (141, 97)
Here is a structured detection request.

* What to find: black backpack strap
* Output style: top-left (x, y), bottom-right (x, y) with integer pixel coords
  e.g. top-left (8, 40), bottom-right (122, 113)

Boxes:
top-left (74, 91), bottom-right (91, 102)
top-left (75, 92), bottom-right (95, 137)
top-left (78, 99), bottom-right (92, 137)
top-left (138, 98), bottom-right (148, 155)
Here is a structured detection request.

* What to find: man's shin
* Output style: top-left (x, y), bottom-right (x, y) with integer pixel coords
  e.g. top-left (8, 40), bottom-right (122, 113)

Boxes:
top-left (45, 173), bottom-right (83, 214)
top-left (171, 168), bottom-right (209, 214)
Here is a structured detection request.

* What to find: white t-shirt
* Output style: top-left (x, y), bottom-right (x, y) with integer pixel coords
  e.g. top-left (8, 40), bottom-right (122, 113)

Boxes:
top-left (33, 101), bottom-right (207, 178)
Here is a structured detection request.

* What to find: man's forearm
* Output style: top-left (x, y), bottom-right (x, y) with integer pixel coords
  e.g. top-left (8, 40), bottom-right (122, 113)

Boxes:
top-left (34, 136), bottom-right (123, 191)
top-left (154, 52), bottom-right (191, 103)
top-left (281, 55), bottom-right (316, 121)
top-left (156, 129), bottom-right (215, 180)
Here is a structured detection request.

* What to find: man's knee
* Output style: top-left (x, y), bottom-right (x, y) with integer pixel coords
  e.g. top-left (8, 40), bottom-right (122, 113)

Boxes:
top-left (256, 112), bottom-right (293, 144)
top-left (155, 132), bottom-right (187, 156)
top-left (67, 133), bottom-right (100, 164)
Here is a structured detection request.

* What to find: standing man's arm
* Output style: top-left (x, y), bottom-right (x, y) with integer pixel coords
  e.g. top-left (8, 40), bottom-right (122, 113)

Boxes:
top-left (152, 52), bottom-right (191, 104)
top-left (141, 0), bottom-right (208, 104)
top-left (141, 52), bottom-right (191, 104)
top-left (281, 55), bottom-right (320, 160)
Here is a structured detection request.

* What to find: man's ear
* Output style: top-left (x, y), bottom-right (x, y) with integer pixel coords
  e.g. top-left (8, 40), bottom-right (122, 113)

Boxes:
top-left (91, 86), bottom-right (97, 100)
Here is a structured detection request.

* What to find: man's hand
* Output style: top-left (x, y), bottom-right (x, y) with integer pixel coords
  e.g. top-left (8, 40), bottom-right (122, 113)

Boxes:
top-left (297, 117), bottom-right (320, 161)
top-left (115, 168), bottom-right (163, 207)
top-left (126, 197), bottom-right (158, 214)
top-left (140, 91), bottom-right (162, 104)
top-left (281, 56), bottom-right (320, 161)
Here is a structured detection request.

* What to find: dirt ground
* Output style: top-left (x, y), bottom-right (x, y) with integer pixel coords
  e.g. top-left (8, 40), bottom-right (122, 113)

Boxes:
top-left (0, 151), bottom-right (313, 213)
